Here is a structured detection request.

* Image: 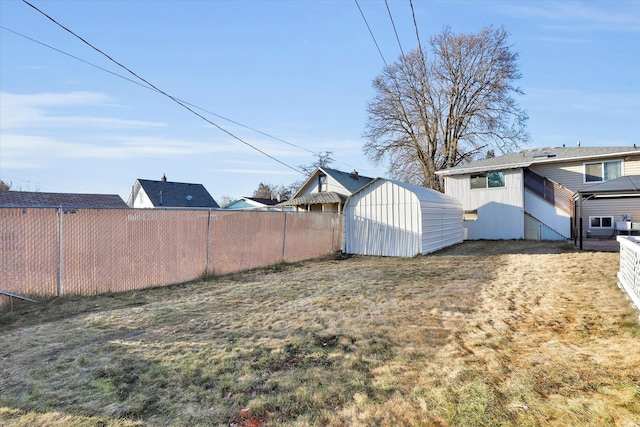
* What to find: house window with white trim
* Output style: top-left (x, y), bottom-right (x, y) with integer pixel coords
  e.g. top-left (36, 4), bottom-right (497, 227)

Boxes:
top-left (584, 160), bottom-right (622, 183)
top-left (589, 216), bottom-right (613, 228)
top-left (470, 171), bottom-right (505, 189)
top-left (318, 174), bottom-right (327, 192)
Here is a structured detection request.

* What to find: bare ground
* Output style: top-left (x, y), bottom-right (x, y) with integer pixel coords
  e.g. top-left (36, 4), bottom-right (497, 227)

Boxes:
top-left (1, 240), bottom-right (639, 426)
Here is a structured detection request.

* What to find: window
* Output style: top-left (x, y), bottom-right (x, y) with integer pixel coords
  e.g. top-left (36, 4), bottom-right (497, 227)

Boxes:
top-left (589, 216), bottom-right (613, 228)
top-left (318, 174), bottom-right (327, 192)
top-left (584, 160), bottom-right (622, 183)
top-left (463, 210), bottom-right (478, 221)
top-left (470, 171), bottom-right (505, 189)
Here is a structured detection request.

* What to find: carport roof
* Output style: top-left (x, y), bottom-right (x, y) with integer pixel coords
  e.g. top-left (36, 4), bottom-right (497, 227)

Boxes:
top-left (579, 175), bottom-right (640, 194)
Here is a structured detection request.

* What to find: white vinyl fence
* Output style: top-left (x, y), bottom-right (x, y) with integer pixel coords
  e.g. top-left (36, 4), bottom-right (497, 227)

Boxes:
top-left (617, 236), bottom-right (640, 313)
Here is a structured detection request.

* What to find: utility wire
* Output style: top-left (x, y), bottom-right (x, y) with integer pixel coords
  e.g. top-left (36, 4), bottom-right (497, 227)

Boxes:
top-left (384, 0), bottom-right (405, 58)
top-left (409, 0), bottom-right (426, 61)
top-left (21, 0), bottom-right (303, 174)
top-left (1, 25), bottom-right (318, 157)
top-left (354, 0), bottom-right (388, 67)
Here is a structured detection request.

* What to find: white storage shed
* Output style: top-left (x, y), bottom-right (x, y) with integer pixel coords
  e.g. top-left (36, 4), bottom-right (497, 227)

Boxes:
top-left (343, 178), bottom-right (463, 257)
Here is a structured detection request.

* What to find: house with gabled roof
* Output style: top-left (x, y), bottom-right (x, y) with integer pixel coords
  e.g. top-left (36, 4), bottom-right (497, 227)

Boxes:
top-left (435, 146), bottom-right (640, 240)
top-left (127, 175), bottom-right (219, 209)
top-left (221, 196), bottom-right (283, 211)
top-left (0, 191), bottom-right (128, 208)
top-left (279, 167), bottom-right (374, 212)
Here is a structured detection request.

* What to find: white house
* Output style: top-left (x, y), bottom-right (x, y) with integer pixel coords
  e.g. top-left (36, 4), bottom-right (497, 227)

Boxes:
top-left (436, 146), bottom-right (640, 240)
top-left (343, 178), bottom-right (463, 257)
top-left (279, 167), bottom-right (374, 213)
top-left (221, 197), bottom-right (282, 211)
top-left (128, 176), bottom-right (219, 209)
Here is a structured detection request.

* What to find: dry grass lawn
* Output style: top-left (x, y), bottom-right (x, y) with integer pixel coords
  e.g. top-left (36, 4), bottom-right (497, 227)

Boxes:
top-left (1, 240), bottom-right (639, 426)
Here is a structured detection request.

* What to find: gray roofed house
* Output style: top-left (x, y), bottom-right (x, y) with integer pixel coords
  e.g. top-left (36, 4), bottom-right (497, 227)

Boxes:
top-left (221, 196), bottom-right (285, 211)
top-left (0, 191), bottom-right (128, 208)
top-left (280, 167), bottom-right (374, 212)
top-left (128, 177), bottom-right (219, 209)
top-left (435, 145), bottom-right (640, 241)
top-left (437, 146), bottom-right (640, 176)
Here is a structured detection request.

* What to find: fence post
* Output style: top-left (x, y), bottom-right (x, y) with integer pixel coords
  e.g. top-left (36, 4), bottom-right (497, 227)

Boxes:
top-left (281, 212), bottom-right (288, 263)
top-left (206, 209), bottom-right (212, 280)
top-left (57, 206), bottom-right (63, 297)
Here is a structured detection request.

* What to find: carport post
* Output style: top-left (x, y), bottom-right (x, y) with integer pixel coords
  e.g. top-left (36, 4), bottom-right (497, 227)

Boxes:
top-left (579, 217), bottom-right (583, 250)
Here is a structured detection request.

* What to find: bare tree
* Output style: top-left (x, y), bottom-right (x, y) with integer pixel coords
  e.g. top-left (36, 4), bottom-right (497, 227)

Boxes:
top-left (253, 182), bottom-right (293, 201)
top-left (363, 26), bottom-right (529, 191)
top-left (0, 180), bottom-right (10, 191)
top-left (298, 151), bottom-right (334, 177)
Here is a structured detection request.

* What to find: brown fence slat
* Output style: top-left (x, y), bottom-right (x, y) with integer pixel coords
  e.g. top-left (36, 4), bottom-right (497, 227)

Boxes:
top-left (0, 208), bottom-right (341, 308)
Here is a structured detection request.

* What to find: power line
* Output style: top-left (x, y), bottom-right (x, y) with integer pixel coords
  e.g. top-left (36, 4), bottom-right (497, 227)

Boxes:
top-left (354, 0), bottom-right (388, 67)
top-left (1, 25), bottom-right (319, 157)
top-left (20, 0), bottom-right (303, 174)
top-left (385, 0), bottom-right (405, 58)
top-left (409, 0), bottom-right (426, 61)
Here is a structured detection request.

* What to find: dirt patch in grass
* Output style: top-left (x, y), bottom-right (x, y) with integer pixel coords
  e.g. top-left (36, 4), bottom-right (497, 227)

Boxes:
top-left (1, 241), bottom-right (639, 426)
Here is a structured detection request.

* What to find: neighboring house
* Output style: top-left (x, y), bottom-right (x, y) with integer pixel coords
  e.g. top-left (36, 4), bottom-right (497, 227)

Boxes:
top-left (0, 191), bottom-right (128, 208)
top-left (128, 176), bottom-right (219, 209)
top-left (435, 146), bottom-right (640, 240)
top-left (279, 167), bottom-right (374, 212)
top-left (221, 197), bottom-right (282, 211)
top-left (344, 178), bottom-right (463, 257)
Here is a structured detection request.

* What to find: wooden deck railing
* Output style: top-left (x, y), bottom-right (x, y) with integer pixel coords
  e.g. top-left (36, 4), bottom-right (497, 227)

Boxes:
top-left (523, 168), bottom-right (574, 216)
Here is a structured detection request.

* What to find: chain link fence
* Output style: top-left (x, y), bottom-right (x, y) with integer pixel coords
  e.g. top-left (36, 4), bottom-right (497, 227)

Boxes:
top-left (1, 208), bottom-right (342, 308)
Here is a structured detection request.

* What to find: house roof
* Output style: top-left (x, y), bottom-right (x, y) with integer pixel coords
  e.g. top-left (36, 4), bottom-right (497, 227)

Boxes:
top-left (436, 146), bottom-right (640, 177)
top-left (322, 167), bottom-right (375, 193)
top-left (137, 179), bottom-right (219, 208)
top-left (354, 178), bottom-right (461, 205)
top-left (278, 191), bottom-right (347, 206)
top-left (293, 167), bottom-right (374, 198)
top-left (244, 197), bottom-right (280, 206)
top-left (221, 196), bottom-right (281, 210)
top-left (0, 191), bottom-right (128, 208)
top-left (579, 175), bottom-right (640, 195)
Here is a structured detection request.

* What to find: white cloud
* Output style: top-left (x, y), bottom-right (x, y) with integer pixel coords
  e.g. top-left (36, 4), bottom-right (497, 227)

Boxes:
top-left (503, 1), bottom-right (640, 33)
top-left (0, 134), bottom-right (262, 169)
top-left (0, 91), bottom-right (165, 129)
top-left (217, 168), bottom-right (301, 176)
top-left (527, 88), bottom-right (640, 114)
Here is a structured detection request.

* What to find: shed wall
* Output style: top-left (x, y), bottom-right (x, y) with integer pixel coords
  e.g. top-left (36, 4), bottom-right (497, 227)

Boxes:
top-left (345, 181), bottom-right (421, 257)
top-left (344, 180), bottom-right (463, 257)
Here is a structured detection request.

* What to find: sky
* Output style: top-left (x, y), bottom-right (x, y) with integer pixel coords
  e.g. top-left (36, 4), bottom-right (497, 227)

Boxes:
top-left (0, 0), bottom-right (638, 204)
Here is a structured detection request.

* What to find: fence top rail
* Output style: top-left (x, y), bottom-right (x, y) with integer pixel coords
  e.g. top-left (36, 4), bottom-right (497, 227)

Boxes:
top-left (617, 235), bottom-right (640, 249)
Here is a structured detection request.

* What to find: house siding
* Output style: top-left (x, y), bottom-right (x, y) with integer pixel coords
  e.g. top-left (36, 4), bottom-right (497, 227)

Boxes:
top-left (529, 154), bottom-right (640, 192)
top-left (298, 174), bottom-right (348, 197)
top-left (444, 169), bottom-right (524, 240)
top-left (580, 198), bottom-right (640, 238)
top-left (133, 187), bottom-right (154, 208)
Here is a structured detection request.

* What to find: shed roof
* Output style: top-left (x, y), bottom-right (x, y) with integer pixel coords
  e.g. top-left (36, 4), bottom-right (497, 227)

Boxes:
top-left (0, 191), bottom-right (128, 208)
top-left (436, 146), bottom-right (640, 177)
top-left (137, 179), bottom-right (219, 208)
top-left (352, 178), bottom-right (460, 204)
